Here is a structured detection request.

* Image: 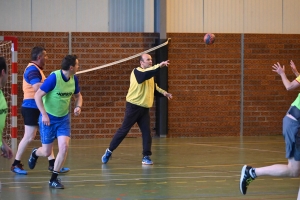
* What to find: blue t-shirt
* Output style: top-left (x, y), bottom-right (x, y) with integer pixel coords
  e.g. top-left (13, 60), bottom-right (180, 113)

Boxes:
top-left (22, 65), bottom-right (43, 108)
top-left (40, 70), bottom-right (80, 120)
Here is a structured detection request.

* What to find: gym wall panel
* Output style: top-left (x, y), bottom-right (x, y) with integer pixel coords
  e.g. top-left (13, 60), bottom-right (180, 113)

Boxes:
top-left (144, 0), bottom-right (155, 32)
top-left (32, 0), bottom-right (77, 32)
top-left (204, 0), bottom-right (243, 33)
top-left (0, 0), bottom-right (31, 31)
top-left (77, 0), bottom-right (109, 32)
top-left (283, 0), bottom-right (300, 34)
top-left (244, 0), bottom-right (282, 33)
top-left (166, 0), bottom-right (204, 33)
top-left (108, 0), bottom-right (144, 32)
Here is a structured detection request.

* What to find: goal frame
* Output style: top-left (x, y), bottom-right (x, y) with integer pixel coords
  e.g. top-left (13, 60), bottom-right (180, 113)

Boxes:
top-left (0, 36), bottom-right (18, 151)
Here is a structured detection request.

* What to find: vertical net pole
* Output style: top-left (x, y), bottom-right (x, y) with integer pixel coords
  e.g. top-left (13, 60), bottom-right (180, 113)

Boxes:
top-left (3, 36), bottom-right (18, 152)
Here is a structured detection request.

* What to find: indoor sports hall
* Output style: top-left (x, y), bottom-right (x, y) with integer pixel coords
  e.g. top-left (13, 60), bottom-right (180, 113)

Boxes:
top-left (1, 0), bottom-right (300, 199)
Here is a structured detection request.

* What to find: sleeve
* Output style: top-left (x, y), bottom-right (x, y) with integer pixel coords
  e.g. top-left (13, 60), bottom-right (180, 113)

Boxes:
top-left (74, 75), bottom-right (80, 94)
top-left (134, 64), bottom-right (161, 84)
top-left (40, 73), bottom-right (56, 93)
top-left (24, 66), bottom-right (42, 85)
top-left (155, 83), bottom-right (166, 95)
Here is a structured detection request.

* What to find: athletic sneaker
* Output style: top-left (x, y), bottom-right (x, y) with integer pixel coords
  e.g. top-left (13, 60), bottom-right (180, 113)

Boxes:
top-left (48, 166), bottom-right (70, 173)
top-left (142, 156), bottom-right (153, 165)
top-left (49, 178), bottom-right (64, 189)
top-left (28, 148), bottom-right (38, 169)
top-left (240, 165), bottom-right (255, 195)
top-left (11, 163), bottom-right (28, 175)
top-left (102, 148), bottom-right (112, 164)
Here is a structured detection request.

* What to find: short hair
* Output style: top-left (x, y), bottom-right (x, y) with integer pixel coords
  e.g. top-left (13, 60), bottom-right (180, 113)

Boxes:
top-left (61, 55), bottom-right (77, 70)
top-left (31, 46), bottom-right (45, 61)
top-left (139, 55), bottom-right (144, 62)
top-left (0, 57), bottom-right (7, 73)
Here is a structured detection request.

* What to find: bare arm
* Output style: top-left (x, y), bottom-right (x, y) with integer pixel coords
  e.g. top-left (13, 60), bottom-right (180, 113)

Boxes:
top-left (34, 89), bottom-right (50, 125)
top-left (272, 62), bottom-right (300, 91)
top-left (73, 92), bottom-right (83, 116)
top-left (290, 60), bottom-right (300, 77)
top-left (32, 82), bottom-right (43, 92)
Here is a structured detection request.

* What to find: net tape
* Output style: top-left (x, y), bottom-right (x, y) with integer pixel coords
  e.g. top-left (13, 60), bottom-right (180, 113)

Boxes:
top-left (76, 38), bottom-right (171, 75)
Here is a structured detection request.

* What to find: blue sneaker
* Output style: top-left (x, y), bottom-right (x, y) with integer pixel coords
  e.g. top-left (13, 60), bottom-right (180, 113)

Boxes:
top-left (48, 166), bottom-right (70, 173)
top-left (101, 148), bottom-right (112, 164)
top-left (11, 163), bottom-right (28, 175)
top-left (142, 156), bottom-right (153, 165)
top-left (28, 148), bottom-right (38, 169)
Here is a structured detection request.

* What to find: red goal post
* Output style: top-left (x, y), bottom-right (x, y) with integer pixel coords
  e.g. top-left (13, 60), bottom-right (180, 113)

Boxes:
top-left (0, 36), bottom-right (18, 151)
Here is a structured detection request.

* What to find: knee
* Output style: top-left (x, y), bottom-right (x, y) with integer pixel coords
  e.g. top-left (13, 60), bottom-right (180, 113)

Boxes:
top-left (59, 143), bottom-right (69, 154)
top-left (39, 148), bottom-right (52, 157)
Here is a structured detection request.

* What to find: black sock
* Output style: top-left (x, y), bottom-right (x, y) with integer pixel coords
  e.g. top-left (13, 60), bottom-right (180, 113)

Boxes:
top-left (49, 159), bottom-right (55, 167)
top-left (12, 160), bottom-right (21, 166)
top-left (50, 171), bottom-right (59, 182)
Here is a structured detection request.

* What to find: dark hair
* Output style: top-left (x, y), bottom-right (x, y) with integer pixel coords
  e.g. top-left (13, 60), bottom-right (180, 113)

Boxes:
top-left (139, 55), bottom-right (144, 62)
top-left (61, 55), bottom-right (77, 70)
top-left (31, 46), bottom-right (45, 61)
top-left (0, 57), bottom-right (7, 73)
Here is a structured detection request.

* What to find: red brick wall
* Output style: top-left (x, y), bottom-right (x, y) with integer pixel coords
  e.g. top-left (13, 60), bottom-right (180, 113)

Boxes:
top-left (243, 34), bottom-right (300, 136)
top-left (167, 33), bottom-right (241, 137)
top-left (167, 33), bottom-right (300, 137)
top-left (1, 31), bottom-right (300, 139)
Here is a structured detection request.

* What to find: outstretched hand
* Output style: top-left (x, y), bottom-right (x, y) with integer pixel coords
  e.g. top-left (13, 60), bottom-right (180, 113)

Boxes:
top-left (272, 62), bottom-right (285, 75)
top-left (159, 60), bottom-right (170, 68)
top-left (290, 60), bottom-right (299, 76)
top-left (164, 92), bottom-right (173, 100)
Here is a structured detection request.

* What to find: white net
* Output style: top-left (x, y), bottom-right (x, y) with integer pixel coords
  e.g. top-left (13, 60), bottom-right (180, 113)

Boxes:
top-left (0, 40), bottom-right (12, 146)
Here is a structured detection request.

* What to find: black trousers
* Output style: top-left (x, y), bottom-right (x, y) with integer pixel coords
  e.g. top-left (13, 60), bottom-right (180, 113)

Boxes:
top-left (109, 102), bottom-right (152, 156)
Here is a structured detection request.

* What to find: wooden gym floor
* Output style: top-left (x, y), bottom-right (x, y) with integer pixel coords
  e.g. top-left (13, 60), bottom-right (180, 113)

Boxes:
top-left (0, 136), bottom-right (299, 200)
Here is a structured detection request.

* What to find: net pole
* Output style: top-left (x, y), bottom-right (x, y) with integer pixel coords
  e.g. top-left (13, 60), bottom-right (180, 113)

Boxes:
top-left (3, 36), bottom-right (18, 152)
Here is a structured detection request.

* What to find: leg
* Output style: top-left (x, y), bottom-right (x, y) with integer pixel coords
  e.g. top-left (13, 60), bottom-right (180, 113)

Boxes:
top-left (255, 158), bottom-right (300, 177)
top-left (53, 136), bottom-right (70, 172)
top-left (11, 125), bottom-right (37, 175)
top-left (12, 107), bottom-right (40, 174)
top-left (102, 102), bottom-right (141, 164)
top-left (240, 115), bottom-right (300, 195)
top-left (28, 115), bottom-right (55, 169)
top-left (28, 143), bottom-right (53, 169)
top-left (136, 108), bottom-right (151, 156)
top-left (109, 102), bottom-right (141, 151)
top-left (49, 117), bottom-right (71, 189)
top-left (15, 125), bottom-right (37, 160)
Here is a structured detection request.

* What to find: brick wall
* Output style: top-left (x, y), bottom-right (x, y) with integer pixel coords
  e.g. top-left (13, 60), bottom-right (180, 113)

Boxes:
top-left (243, 34), bottom-right (300, 136)
top-left (167, 33), bottom-right (300, 137)
top-left (167, 33), bottom-right (241, 137)
top-left (1, 31), bottom-right (300, 139)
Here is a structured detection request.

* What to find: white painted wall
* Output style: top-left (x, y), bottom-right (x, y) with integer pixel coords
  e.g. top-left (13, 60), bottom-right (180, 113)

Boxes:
top-left (0, 0), bottom-right (299, 33)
